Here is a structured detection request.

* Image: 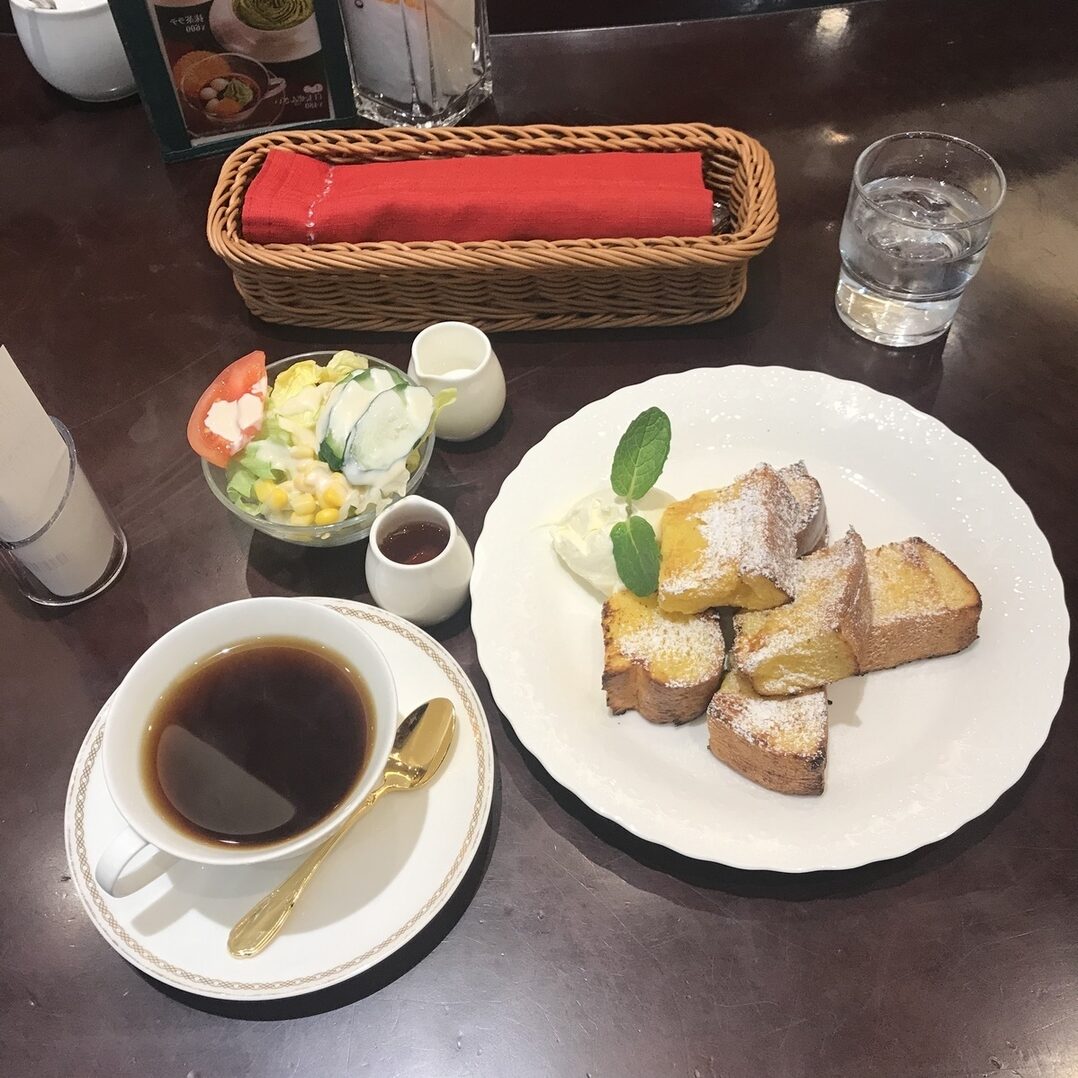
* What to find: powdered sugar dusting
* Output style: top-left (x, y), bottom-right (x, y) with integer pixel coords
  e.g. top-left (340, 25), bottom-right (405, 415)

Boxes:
top-left (717, 687), bottom-right (827, 757)
top-left (663, 465), bottom-right (799, 600)
top-left (734, 529), bottom-right (866, 669)
top-left (863, 538), bottom-right (978, 627)
top-left (865, 540), bottom-right (931, 626)
top-left (619, 615), bottom-right (725, 688)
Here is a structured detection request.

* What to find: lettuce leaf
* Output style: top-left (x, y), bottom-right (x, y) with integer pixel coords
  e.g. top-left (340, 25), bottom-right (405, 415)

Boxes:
top-left (260, 413), bottom-right (290, 444)
top-left (268, 360), bottom-right (322, 407)
top-left (224, 441), bottom-right (287, 515)
top-left (324, 350), bottom-right (371, 382)
top-left (225, 465), bottom-right (261, 515)
top-left (424, 388), bottom-right (457, 442)
top-left (271, 386), bottom-right (328, 432)
top-left (237, 442), bottom-right (286, 480)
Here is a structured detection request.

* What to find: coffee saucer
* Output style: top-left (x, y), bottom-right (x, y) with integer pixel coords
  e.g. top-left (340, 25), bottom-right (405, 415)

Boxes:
top-left (64, 599), bottom-right (494, 1001)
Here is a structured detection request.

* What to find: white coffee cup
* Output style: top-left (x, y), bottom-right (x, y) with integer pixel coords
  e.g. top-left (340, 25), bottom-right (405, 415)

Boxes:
top-left (10, 0), bottom-right (136, 103)
top-left (365, 496), bottom-right (472, 627)
top-left (94, 597), bottom-right (397, 897)
top-left (408, 322), bottom-right (506, 442)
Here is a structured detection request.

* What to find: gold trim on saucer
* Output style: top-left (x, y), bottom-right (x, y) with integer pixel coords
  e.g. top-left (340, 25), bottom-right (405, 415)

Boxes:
top-left (71, 602), bottom-right (490, 995)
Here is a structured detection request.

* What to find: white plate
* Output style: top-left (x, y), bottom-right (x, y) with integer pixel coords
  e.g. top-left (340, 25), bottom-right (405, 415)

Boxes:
top-left (64, 599), bottom-right (494, 1000)
top-left (471, 366), bottom-right (1069, 872)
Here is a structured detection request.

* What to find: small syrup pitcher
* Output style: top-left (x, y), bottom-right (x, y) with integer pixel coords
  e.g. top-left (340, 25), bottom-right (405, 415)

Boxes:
top-left (408, 322), bottom-right (506, 442)
top-left (365, 496), bottom-right (473, 627)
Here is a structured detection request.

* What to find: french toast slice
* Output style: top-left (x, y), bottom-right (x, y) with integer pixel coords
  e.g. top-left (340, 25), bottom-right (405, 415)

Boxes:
top-left (733, 528), bottom-right (871, 696)
top-left (707, 669), bottom-right (828, 795)
top-left (657, 464), bottom-right (800, 614)
top-left (602, 589), bottom-right (725, 724)
top-left (779, 461), bottom-right (829, 556)
top-left (862, 538), bottom-right (981, 672)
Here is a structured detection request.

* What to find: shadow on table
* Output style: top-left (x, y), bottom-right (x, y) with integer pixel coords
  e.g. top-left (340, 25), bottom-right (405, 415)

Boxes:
top-left (819, 329), bottom-right (947, 415)
top-left (430, 400), bottom-right (512, 456)
top-left (244, 530), bottom-right (474, 646)
top-left (497, 709), bottom-right (1045, 904)
top-left (244, 530), bottom-right (371, 602)
top-left (136, 791), bottom-right (500, 1020)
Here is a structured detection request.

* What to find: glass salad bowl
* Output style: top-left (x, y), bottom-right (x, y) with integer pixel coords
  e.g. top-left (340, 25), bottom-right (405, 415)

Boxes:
top-left (201, 352), bottom-right (435, 547)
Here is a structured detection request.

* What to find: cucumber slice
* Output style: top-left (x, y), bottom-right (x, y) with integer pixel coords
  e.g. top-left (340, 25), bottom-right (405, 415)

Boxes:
top-left (316, 367), bottom-right (405, 470)
top-left (342, 385), bottom-right (434, 487)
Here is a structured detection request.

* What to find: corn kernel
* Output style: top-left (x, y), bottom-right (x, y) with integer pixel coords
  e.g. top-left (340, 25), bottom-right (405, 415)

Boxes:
top-left (290, 512), bottom-right (315, 526)
top-left (254, 480), bottom-right (288, 510)
top-left (322, 482), bottom-right (348, 509)
top-left (289, 492), bottom-right (317, 515)
top-left (290, 444), bottom-right (315, 459)
top-left (314, 508), bottom-right (340, 526)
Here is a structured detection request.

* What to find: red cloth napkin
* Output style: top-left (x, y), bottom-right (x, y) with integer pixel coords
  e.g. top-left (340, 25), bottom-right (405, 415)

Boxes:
top-left (241, 149), bottom-right (713, 244)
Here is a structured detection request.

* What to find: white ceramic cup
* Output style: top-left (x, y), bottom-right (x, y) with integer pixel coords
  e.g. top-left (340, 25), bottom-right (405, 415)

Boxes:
top-left (94, 597), bottom-right (397, 897)
top-left (10, 0), bottom-right (136, 103)
top-left (408, 322), bottom-right (506, 442)
top-left (365, 496), bottom-right (473, 627)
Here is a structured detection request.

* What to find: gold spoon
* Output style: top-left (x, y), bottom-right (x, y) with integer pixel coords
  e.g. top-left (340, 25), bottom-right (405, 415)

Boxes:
top-left (228, 697), bottom-right (456, 959)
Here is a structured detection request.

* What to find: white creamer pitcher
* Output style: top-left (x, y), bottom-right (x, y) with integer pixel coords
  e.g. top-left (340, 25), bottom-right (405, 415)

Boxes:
top-left (408, 321), bottom-right (506, 442)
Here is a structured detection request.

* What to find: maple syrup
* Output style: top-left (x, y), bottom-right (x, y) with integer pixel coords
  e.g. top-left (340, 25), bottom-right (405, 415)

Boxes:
top-left (379, 520), bottom-right (450, 565)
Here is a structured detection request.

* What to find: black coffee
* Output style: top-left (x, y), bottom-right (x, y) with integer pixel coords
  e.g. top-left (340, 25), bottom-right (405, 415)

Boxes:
top-left (142, 637), bottom-right (372, 847)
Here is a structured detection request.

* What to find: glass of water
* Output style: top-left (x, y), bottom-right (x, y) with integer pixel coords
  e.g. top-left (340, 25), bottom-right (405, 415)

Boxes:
top-left (835, 132), bottom-right (1005, 347)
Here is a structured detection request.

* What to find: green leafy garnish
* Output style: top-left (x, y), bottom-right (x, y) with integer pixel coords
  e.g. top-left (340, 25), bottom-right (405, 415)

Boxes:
top-left (610, 407), bottom-right (671, 505)
top-left (611, 515), bottom-right (661, 597)
top-left (605, 407), bottom-right (671, 595)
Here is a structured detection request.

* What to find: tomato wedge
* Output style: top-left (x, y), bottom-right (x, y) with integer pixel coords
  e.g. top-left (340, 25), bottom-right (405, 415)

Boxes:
top-left (187, 351), bottom-right (268, 468)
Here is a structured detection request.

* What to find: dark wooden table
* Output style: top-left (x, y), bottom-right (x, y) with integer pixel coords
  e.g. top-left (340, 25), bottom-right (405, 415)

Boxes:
top-left (2, 2), bottom-right (1076, 1074)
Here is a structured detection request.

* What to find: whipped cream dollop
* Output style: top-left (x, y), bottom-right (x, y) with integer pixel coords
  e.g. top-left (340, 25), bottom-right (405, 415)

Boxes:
top-left (550, 488), bottom-right (672, 597)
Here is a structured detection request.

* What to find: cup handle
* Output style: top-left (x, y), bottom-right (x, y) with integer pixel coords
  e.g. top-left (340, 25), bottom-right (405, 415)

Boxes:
top-left (94, 826), bottom-right (166, 896)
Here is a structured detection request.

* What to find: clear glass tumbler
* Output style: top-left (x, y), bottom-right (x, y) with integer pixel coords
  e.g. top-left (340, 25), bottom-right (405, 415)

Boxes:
top-left (835, 132), bottom-right (1006, 347)
top-left (340, 0), bottom-right (492, 127)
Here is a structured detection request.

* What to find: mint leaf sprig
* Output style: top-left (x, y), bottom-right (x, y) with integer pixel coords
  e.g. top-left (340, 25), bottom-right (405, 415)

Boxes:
top-left (609, 407), bottom-right (671, 596)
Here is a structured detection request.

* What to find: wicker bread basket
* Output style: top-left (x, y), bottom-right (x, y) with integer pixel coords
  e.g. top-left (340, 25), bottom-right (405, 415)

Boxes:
top-left (207, 123), bottom-right (778, 332)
